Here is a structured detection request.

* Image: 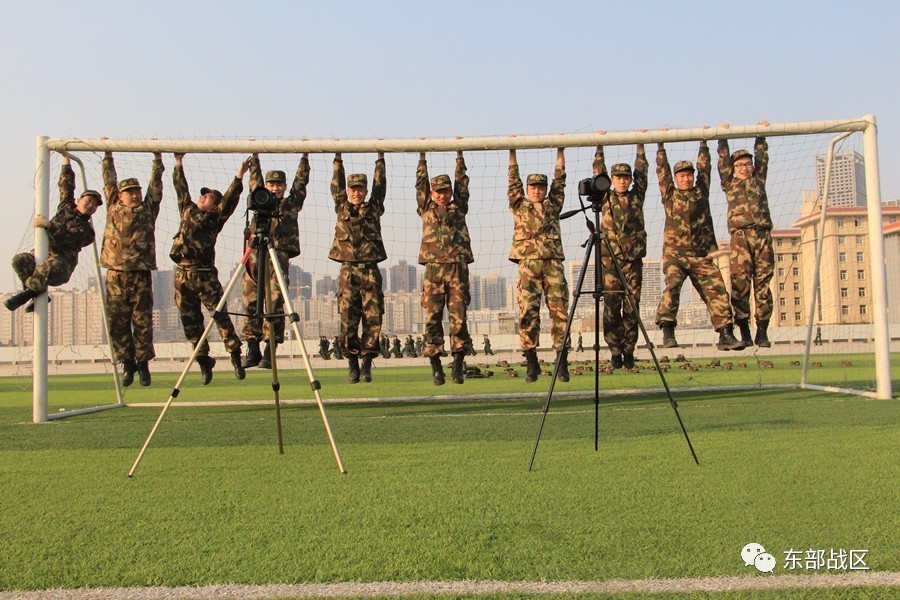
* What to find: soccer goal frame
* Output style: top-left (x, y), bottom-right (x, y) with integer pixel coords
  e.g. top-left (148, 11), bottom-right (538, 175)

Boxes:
top-left (29, 115), bottom-right (891, 422)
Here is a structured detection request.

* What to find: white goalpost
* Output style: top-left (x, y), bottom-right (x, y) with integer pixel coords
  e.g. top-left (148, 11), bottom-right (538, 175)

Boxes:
top-left (25, 115), bottom-right (892, 422)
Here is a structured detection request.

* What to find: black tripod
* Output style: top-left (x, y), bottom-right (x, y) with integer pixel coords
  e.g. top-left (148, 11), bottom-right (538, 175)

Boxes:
top-left (528, 184), bottom-right (699, 471)
top-left (129, 210), bottom-right (346, 477)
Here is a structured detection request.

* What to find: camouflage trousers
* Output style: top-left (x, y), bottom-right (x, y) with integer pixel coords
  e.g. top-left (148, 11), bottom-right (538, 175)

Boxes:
top-left (516, 258), bottom-right (570, 351)
top-left (12, 251), bottom-right (77, 294)
top-left (241, 249), bottom-right (290, 344)
top-left (338, 263), bottom-right (384, 357)
top-left (601, 256), bottom-right (643, 355)
top-left (730, 228), bottom-right (774, 323)
top-left (656, 253), bottom-right (733, 331)
top-left (175, 265), bottom-right (241, 357)
top-left (106, 269), bottom-right (155, 363)
top-left (421, 262), bottom-right (472, 357)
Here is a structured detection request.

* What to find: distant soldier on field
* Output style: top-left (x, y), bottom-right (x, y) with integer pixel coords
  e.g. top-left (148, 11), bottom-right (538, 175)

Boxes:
top-left (169, 153), bottom-right (249, 384)
top-left (241, 154), bottom-right (308, 370)
top-left (482, 334), bottom-right (494, 356)
top-left (332, 335), bottom-right (344, 360)
top-left (508, 148), bottom-right (570, 383)
top-left (593, 141), bottom-right (648, 370)
top-left (391, 334), bottom-right (402, 359)
top-left (717, 121), bottom-right (773, 347)
top-left (655, 139), bottom-right (744, 351)
top-left (380, 333), bottom-right (391, 359)
top-left (329, 152), bottom-right (387, 383)
top-left (416, 151), bottom-right (475, 385)
top-left (414, 335), bottom-right (424, 357)
top-left (318, 335), bottom-right (331, 360)
top-left (403, 335), bottom-right (416, 358)
top-left (101, 150), bottom-right (164, 387)
top-left (576, 332), bottom-right (584, 353)
top-left (6, 152), bottom-right (101, 313)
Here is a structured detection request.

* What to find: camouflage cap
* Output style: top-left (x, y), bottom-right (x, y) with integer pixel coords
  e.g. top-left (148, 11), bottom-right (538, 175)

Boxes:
top-left (265, 170), bottom-right (286, 183)
top-left (673, 160), bottom-right (695, 174)
top-left (526, 174), bottom-right (548, 186)
top-left (430, 174), bottom-right (452, 191)
top-left (731, 149), bottom-right (753, 163)
top-left (80, 190), bottom-right (103, 205)
top-left (117, 178), bottom-right (141, 192)
top-left (610, 163), bottom-right (632, 177)
top-left (347, 173), bottom-right (368, 188)
top-left (200, 187), bottom-right (223, 203)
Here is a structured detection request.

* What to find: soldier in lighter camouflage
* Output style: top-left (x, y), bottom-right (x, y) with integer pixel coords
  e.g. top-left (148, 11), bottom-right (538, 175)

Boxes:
top-left (656, 140), bottom-right (743, 352)
top-left (593, 143), bottom-right (648, 370)
top-left (717, 121), bottom-right (774, 347)
top-left (6, 152), bottom-right (101, 313)
top-left (241, 154), bottom-right (309, 370)
top-left (329, 152), bottom-right (387, 383)
top-left (170, 153), bottom-right (249, 384)
top-left (101, 151), bottom-right (165, 386)
top-left (416, 151), bottom-right (474, 385)
top-left (508, 148), bottom-right (570, 383)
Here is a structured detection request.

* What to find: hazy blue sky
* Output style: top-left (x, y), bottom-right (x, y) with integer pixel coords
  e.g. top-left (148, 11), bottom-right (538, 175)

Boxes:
top-left (2, 0), bottom-right (898, 293)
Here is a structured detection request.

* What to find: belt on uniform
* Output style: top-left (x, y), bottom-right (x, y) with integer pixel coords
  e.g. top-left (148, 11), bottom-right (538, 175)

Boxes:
top-left (343, 262), bottom-right (378, 269)
top-left (737, 225), bottom-right (768, 232)
top-left (177, 260), bottom-right (211, 270)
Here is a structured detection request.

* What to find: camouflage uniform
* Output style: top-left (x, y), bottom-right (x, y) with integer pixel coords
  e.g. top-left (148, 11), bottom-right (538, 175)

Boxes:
top-left (101, 154), bottom-right (164, 363)
top-left (170, 164), bottom-right (243, 357)
top-left (718, 138), bottom-right (774, 324)
top-left (12, 163), bottom-right (96, 294)
top-left (329, 157), bottom-right (387, 357)
top-left (656, 142), bottom-right (734, 331)
top-left (416, 156), bottom-right (474, 357)
top-left (508, 163), bottom-right (569, 351)
top-left (594, 147), bottom-right (648, 357)
top-left (242, 156), bottom-right (308, 345)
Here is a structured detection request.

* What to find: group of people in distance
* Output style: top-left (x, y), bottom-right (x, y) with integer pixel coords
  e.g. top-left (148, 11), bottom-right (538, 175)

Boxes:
top-left (6, 122), bottom-right (774, 388)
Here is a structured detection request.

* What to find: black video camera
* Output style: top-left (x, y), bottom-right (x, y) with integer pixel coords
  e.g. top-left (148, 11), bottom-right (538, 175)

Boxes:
top-left (248, 187), bottom-right (278, 213)
top-left (578, 173), bottom-right (611, 200)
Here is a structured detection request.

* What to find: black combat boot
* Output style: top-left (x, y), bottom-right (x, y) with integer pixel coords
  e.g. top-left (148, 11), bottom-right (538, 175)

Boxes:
top-left (524, 349), bottom-right (540, 383)
top-left (557, 352), bottom-right (570, 382)
top-left (4, 289), bottom-right (38, 312)
top-left (137, 361), bottom-right (152, 387)
top-left (716, 325), bottom-right (744, 351)
top-left (430, 355), bottom-right (445, 386)
top-left (451, 352), bottom-right (465, 384)
top-left (360, 355), bottom-right (373, 383)
top-left (231, 351), bottom-right (245, 380)
top-left (197, 355), bottom-right (216, 386)
top-left (661, 322), bottom-right (678, 348)
top-left (242, 339), bottom-right (261, 369)
top-left (610, 354), bottom-right (624, 369)
top-left (121, 360), bottom-right (137, 387)
top-left (347, 355), bottom-right (360, 384)
top-left (623, 352), bottom-right (636, 370)
top-left (259, 342), bottom-right (274, 369)
top-left (736, 319), bottom-right (753, 347)
top-left (755, 320), bottom-right (771, 348)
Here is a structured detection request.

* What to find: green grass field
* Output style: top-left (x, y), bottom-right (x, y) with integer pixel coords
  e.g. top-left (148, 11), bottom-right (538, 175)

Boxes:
top-left (0, 357), bottom-right (898, 599)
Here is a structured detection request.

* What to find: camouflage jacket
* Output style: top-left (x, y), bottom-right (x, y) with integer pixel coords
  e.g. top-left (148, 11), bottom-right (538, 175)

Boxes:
top-left (169, 165), bottom-right (243, 265)
top-left (416, 157), bottom-right (474, 265)
top-left (48, 163), bottom-right (95, 262)
top-left (248, 156), bottom-right (308, 258)
top-left (328, 157), bottom-right (387, 263)
top-left (718, 137), bottom-right (772, 234)
top-left (593, 148), bottom-right (648, 261)
top-left (507, 163), bottom-right (566, 262)
top-left (657, 143), bottom-right (718, 257)
top-left (100, 155), bottom-right (164, 271)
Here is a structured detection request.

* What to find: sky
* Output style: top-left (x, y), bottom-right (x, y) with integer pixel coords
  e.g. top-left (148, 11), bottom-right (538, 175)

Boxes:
top-left (1, 0), bottom-right (899, 293)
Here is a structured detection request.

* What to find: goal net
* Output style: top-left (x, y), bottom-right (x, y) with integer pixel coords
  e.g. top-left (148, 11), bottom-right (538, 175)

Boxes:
top-left (12, 117), bottom-right (893, 421)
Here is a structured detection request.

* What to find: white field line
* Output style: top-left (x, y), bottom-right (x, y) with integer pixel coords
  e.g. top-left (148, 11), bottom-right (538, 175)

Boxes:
top-left (1, 571), bottom-right (898, 599)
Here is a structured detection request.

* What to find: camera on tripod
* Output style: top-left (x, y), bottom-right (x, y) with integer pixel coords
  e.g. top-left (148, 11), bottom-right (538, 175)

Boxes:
top-left (577, 173), bottom-right (611, 203)
top-left (248, 187), bottom-right (278, 213)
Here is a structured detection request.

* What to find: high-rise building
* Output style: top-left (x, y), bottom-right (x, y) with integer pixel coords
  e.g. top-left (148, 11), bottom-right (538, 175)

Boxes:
top-left (816, 151), bottom-right (866, 207)
top-left (153, 269), bottom-right (174, 312)
top-left (389, 259), bottom-right (417, 293)
top-left (469, 274), bottom-right (482, 310)
top-left (480, 273), bottom-right (507, 310)
top-left (316, 275), bottom-right (338, 297)
top-left (288, 263), bottom-right (313, 299)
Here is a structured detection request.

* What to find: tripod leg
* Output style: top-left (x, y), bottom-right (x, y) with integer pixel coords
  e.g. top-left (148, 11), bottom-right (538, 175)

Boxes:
top-left (128, 247), bottom-right (252, 478)
top-left (262, 256), bottom-right (285, 455)
top-left (267, 245), bottom-right (347, 474)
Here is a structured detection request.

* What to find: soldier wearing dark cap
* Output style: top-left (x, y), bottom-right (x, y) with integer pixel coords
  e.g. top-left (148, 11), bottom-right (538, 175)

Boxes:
top-left (656, 140), bottom-right (743, 351)
top-left (100, 151), bottom-right (164, 386)
top-left (416, 151), bottom-right (475, 385)
top-left (593, 143), bottom-right (648, 370)
top-left (241, 154), bottom-right (309, 370)
top-left (170, 153), bottom-right (249, 385)
top-left (508, 148), bottom-right (569, 383)
top-left (717, 121), bottom-right (774, 348)
top-left (329, 151), bottom-right (387, 383)
top-left (6, 152), bottom-right (101, 312)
